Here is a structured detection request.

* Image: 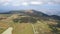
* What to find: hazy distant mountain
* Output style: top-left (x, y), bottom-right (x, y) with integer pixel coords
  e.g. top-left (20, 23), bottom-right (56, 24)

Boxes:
top-left (50, 15), bottom-right (60, 20)
top-left (0, 9), bottom-right (60, 20)
top-left (7, 10), bottom-right (49, 16)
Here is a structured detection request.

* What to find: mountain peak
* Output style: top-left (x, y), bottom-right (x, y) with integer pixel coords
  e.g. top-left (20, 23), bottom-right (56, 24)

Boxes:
top-left (25, 9), bottom-right (35, 13)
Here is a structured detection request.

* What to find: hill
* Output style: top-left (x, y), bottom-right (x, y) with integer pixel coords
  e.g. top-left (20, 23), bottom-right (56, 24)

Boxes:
top-left (0, 10), bottom-right (60, 34)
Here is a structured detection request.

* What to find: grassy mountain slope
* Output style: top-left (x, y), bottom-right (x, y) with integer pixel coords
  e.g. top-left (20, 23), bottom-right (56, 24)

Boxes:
top-left (0, 10), bottom-right (60, 34)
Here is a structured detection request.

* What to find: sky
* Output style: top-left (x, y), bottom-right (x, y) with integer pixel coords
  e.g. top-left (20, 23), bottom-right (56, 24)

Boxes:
top-left (0, 0), bottom-right (60, 15)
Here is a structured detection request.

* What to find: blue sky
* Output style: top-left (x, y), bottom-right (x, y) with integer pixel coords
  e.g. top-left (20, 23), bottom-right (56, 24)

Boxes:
top-left (0, 0), bottom-right (60, 15)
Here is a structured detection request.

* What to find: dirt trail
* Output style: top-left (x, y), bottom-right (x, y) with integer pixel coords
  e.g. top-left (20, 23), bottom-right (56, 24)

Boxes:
top-left (1, 27), bottom-right (13, 34)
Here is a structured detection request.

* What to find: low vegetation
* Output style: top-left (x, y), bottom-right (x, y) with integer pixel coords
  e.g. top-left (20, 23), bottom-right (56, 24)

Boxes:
top-left (0, 11), bottom-right (60, 34)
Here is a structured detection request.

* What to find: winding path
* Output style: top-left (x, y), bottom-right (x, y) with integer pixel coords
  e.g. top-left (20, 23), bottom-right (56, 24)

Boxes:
top-left (31, 24), bottom-right (36, 34)
top-left (1, 27), bottom-right (13, 34)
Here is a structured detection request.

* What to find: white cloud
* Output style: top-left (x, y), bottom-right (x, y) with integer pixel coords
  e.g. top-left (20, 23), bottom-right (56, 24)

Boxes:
top-left (10, 1), bottom-right (21, 6)
top-left (0, 0), bottom-right (12, 6)
top-left (12, 3), bottom-right (21, 6)
top-left (0, 0), bottom-right (60, 6)
top-left (0, 0), bottom-right (12, 3)
top-left (12, 3), bottom-right (20, 6)
top-left (54, 0), bottom-right (60, 3)
top-left (30, 1), bottom-right (43, 5)
top-left (22, 2), bottom-right (29, 6)
top-left (2, 2), bottom-right (9, 6)
top-left (48, 2), bottom-right (54, 5)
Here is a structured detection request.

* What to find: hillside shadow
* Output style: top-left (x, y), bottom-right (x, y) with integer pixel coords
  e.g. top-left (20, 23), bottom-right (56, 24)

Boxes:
top-left (13, 17), bottom-right (38, 24)
top-left (48, 22), bottom-right (60, 34)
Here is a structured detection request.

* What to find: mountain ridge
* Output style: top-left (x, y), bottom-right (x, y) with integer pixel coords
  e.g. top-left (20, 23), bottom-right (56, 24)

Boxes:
top-left (0, 9), bottom-right (60, 20)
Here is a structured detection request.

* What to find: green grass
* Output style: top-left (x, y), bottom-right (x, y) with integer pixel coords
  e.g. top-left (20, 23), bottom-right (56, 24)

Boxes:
top-left (0, 14), bottom-right (59, 34)
top-left (0, 21), bottom-right (9, 34)
top-left (0, 19), bottom-right (53, 34)
top-left (34, 21), bottom-right (53, 34)
top-left (0, 14), bottom-right (34, 34)
top-left (11, 23), bottom-right (34, 34)
top-left (0, 28), bottom-right (6, 34)
top-left (0, 21), bottom-right (34, 34)
top-left (0, 14), bottom-right (12, 17)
